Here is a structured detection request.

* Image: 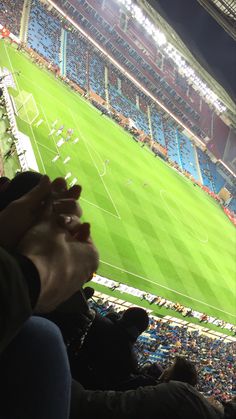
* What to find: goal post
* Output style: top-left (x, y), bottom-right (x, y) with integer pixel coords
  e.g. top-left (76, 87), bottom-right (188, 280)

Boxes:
top-left (13, 90), bottom-right (39, 125)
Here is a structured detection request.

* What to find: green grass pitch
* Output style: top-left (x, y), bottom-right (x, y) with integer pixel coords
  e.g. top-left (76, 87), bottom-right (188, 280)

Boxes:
top-left (0, 40), bottom-right (235, 325)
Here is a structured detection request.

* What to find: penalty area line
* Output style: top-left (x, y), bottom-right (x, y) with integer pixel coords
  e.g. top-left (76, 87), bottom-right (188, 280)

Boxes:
top-left (80, 197), bottom-right (120, 219)
top-left (69, 110), bottom-right (121, 220)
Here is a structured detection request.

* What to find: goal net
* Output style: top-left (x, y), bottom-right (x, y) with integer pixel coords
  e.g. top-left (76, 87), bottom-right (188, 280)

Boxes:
top-left (13, 91), bottom-right (39, 125)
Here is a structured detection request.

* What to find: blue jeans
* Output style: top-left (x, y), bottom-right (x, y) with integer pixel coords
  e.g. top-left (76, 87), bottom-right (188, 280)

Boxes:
top-left (0, 316), bottom-right (71, 419)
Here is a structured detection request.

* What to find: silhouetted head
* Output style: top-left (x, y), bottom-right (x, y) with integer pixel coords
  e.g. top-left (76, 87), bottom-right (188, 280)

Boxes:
top-left (162, 356), bottom-right (198, 386)
top-left (118, 307), bottom-right (149, 341)
top-left (140, 362), bottom-right (163, 380)
top-left (83, 286), bottom-right (95, 300)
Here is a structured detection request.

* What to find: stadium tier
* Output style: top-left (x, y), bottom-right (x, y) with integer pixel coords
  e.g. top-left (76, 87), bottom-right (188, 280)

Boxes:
top-left (89, 52), bottom-right (105, 98)
top-left (150, 107), bottom-right (166, 147)
top-left (28, 1), bottom-right (61, 66)
top-left (228, 197), bottom-right (236, 213)
top-left (0, 0), bottom-right (24, 37)
top-left (176, 132), bottom-right (199, 180)
top-left (163, 123), bottom-right (181, 166)
top-left (50, 0), bottom-right (235, 144)
top-left (108, 84), bottom-right (150, 134)
top-left (66, 32), bottom-right (87, 88)
top-left (197, 148), bottom-right (215, 191)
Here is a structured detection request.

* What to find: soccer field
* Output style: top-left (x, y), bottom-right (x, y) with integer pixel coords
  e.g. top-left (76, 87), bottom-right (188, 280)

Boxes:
top-left (0, 40), bottom-right (235, 325)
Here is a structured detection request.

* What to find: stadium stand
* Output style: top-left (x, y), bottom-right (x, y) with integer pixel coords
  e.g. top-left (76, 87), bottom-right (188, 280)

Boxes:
top-left (109, 85), bottom-right (150, 134)
top-left (164, 123), bottom-right (181, 166)
top-left (139, 94), bottom-right (148, 114)
top-left (227, 198), bottom-right (236, 213)
top-left (177, 132), bottom-right (199, 179)
top-left (197, 149), bottom-right (226, 193)
top-left (121, 78), bottom-right (137, 106)
top-left (209, 164), bottom-right (226, 194)
top-left (197, 148), bottom-right (215, 191)
top-left (91, 297), bottom-right (236, 404)
top-left (66, 32), bottom-right (87, 89)
top-left (108, 65), bottom-right (118, 87)
top-left (0, 0), bottom-right (24, 37)
top-left (89, 52), bottom-right (105, 98)
top-left (27, 1), bottom-right (61, 66)
top-left (151, 107), bottom-right (166, 147)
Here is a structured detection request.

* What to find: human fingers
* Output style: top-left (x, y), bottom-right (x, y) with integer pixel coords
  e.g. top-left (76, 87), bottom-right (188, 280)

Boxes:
top-left (51, 179), bottom-right (82, 209)
top-left (65, 184), bottom-right (82, 200)
top-left (53, 182), bottom-right (82, 201)
top-left (73, 222), bottom-right (91, 242)
top-left (56, 215), bottom-right (90, 242)
top-left (19, 175), bottom-right (51, 212)
top-left (53, 198), bottom-right (77, 214)
top-left (51, 177), bottom-right (67, 195)
top-left (53, 197), bottom-right (83, 218)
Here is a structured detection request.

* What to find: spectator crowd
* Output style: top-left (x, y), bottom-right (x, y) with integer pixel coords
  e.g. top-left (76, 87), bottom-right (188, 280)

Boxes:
top-left (92, 298), bottom-right (235, 404)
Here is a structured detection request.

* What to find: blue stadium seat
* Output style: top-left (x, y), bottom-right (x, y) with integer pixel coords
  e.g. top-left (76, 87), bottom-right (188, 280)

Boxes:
top-left (66, 32), bottom-right (87, 88)
top-left (28, 2), bottom-right (61, 66)
top-left (228, 197), bottom-right (236, 213)
top-left (197, 149), bottom-right (225, 192)
top-left (177, 131), bottom-right (199, 179)
top-left (164, 124), bottom-right (181, 166)
top-left (109, 85), bottom-right (149, 134)
top-left (151, 110), bottom-right (166, 147)
top-left (89, 53), bottom-right (105, 98)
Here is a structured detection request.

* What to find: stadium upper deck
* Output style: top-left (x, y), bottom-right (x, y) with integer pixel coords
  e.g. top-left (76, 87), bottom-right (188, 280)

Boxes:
top-left (51, 0), bottom-right (236, 168)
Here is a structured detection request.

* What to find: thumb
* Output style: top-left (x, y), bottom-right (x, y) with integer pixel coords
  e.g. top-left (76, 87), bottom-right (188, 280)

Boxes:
top-left (23, 175), bottom-right (51, 211)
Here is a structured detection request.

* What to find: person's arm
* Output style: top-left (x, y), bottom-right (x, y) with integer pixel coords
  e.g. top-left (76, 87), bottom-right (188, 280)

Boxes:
top-left (0, 247), bottom-right (40, 354)
top-left (71, 381), bottom-right (162, 419)
top-left (71, 381), bottom-right (220, 419)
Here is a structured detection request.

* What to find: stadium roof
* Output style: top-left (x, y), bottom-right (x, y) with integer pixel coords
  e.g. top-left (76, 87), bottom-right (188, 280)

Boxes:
top-left (144, 0), bottom-right (236, 115)
top-left (198, 0), bottom-right (236, 41)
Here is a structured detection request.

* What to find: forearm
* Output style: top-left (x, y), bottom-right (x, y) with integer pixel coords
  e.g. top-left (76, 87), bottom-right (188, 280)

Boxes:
top-left (0, 247), bottom-right (40, 354)
top-left (71, 381), bottom-right (156, 419)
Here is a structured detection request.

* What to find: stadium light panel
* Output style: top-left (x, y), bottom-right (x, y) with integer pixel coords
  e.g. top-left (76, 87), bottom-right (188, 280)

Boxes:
top-left (116, 0), bottom-right (226, 113)
top-left (117, 0), bottom-right (167, 46)
top-left (165, 45), bottom-right (226, 113)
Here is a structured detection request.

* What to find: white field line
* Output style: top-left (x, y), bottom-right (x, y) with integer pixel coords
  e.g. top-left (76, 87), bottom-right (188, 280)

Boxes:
top-left (4, 43), bottom-right (46, 173)
top-left (80, 197), bottom-right (120, 218)
top-left (14, 69), bottom-right (120, 218)
top-left (40, 105), bottom-right (60, 154)
top-left (70, 110), bottom-right (121, 219)
top-left (99, 259), bottom-right (236, 319)
top-left (99, 163), bottom-right (107, 177)
top-left (36, 141), bottom-right (56, 154)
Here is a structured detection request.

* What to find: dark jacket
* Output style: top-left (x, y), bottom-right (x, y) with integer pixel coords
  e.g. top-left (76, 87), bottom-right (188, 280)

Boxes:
top-left (0, 247), bottom-right (40, 355)
top-left (71, 380), bottom-right (223, 419)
